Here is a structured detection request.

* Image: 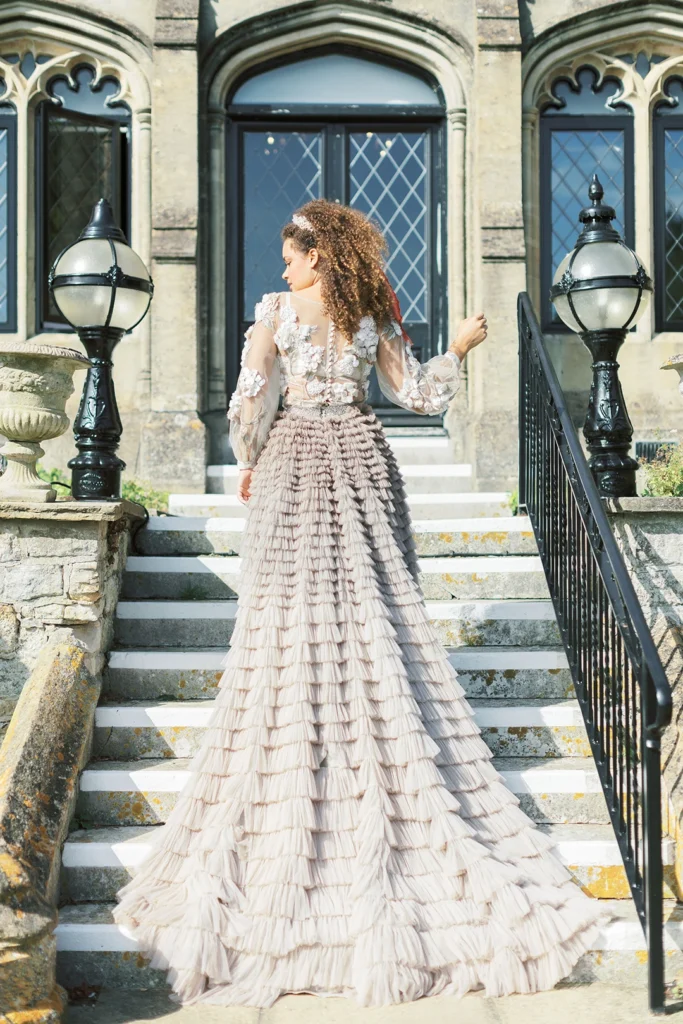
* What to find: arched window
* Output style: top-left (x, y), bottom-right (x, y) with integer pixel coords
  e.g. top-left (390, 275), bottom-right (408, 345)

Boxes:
top-left (226, 46), bottom-right (447, 424)
top-left (653, 75), bottom-right (683, 331)
top-left (540, 65), bottom-right (634, 330)
top-left (35, 63), bottom-right (131, 329)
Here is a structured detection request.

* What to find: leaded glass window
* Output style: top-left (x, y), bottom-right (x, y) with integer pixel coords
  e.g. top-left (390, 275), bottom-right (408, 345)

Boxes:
top-left (37, 64), bottom-right (131, 329)
top-left (0, 66), bottom-right (17, 332)
top-left (242, 130), bottom-right (322, 316)
top-left (654, 75), bottom-right (683, 331)
top-left (350, 131), bottom-right (428, 323)
top-left (227, 48), bottom-right (447, 423)
top-left (540, 66), bottom-right (634, 330)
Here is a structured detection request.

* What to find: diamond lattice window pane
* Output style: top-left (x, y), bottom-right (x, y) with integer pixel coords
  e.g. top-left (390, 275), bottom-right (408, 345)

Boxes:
top-left (243, 130), bottom-right (322, 316)
top-left (0, 125), bottom-right (8, 325)
top-left (349, 131), bottom-right (428, 323)
top-left (664, 127), bottom-right (683, 323)
top-left (45, 115), bottom-right (116, 322)
top-left (549, 129), bottom-right (626, 323)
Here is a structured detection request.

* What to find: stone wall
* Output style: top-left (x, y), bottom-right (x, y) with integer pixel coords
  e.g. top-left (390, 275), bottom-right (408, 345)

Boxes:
top-left (0, 500), bottom-right (146, 733)
top-left (604, 497), bottom-right (683, 892)
top-left (0, 643), bottom-right (101, 1022)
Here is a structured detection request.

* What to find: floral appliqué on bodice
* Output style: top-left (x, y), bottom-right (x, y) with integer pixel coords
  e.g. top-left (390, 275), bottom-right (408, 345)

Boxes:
top-left (227, 290), bottom-right (461, 469)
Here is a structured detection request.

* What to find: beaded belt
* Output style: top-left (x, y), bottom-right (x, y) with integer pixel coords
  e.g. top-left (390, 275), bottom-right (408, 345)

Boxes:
top-left (283, 400), bottom-right (368, 419)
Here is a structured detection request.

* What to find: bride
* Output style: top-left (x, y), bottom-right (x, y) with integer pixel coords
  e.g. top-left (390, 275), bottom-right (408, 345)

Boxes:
top-left (113, 198), bottom-right (613, 1008)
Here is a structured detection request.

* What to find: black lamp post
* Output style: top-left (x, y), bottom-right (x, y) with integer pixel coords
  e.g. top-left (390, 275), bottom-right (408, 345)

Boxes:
top-left (48, 198), bottom-right (154, 501)
top-left (549, 175), bottom-right (652, 498)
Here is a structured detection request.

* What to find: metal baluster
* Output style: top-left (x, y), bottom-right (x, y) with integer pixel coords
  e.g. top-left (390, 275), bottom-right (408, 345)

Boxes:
top-left (516, 294), bottom-right (672, 1014)
top-left (632, 656), bottom-right (641, 889)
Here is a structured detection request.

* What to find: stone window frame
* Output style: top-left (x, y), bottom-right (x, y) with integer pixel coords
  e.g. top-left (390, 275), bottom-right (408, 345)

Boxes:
top-left (0, 105), bottom-right (17, 333)
top-left (538, 66), bottom-right (635, 334)
top-left (225, 44), bottom-right (449, 425)
top-left (523, 31), bottom-right (683, 347)
top-left (34, 62), bottom-right (133, 333)
top-left (652, 75), bottom-right (683, 333)
top-left (0, 27), bottom-right (151, 370)
top-left (200, 7), bottom-right (470, 420)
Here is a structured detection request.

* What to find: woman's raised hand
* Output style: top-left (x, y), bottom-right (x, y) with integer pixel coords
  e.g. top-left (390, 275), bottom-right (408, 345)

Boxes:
top-left (448, 312), bottom-right (488, 361)
top-left (237, 468), bottom-right (253, 504)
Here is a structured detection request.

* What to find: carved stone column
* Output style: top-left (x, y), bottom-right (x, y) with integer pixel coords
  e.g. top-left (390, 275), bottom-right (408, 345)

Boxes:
top-left (464, 2), bottom-right (526, 492)
top-left (137, 1), bottom-right (208, 492)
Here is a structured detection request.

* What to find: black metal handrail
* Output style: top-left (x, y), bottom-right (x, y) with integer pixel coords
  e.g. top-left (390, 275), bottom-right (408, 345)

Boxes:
top-left (517, 292), bottom-right (673, 1015)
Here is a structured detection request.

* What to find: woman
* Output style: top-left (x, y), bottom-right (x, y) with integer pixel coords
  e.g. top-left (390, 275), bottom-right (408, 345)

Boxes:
top-left (113, 199), bottom-right (614, 1008)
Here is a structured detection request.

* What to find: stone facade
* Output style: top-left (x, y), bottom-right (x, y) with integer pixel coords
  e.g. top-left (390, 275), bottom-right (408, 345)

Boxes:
top-left (0, 500), bottom-right (146, 722)
top-left (0, 0), bottom-right (681, 493)
top-left (604, 497), bottom-right (683, 896)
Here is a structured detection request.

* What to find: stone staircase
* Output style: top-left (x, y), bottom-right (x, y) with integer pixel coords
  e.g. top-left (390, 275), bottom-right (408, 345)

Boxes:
top-left (55, 431), bottom-right (683, 995)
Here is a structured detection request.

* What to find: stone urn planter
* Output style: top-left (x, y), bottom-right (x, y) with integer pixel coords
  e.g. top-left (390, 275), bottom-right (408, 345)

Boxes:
top-left (0, 342), bottom-right (91, 502)
top-left (662, 353), bottom-right (683, 398)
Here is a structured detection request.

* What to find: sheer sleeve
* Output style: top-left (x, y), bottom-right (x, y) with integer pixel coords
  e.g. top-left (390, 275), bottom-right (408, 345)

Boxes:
top-left (375, 317), bottom-right (461, 416)
top-left (227, 292), bottom-right (281, 469)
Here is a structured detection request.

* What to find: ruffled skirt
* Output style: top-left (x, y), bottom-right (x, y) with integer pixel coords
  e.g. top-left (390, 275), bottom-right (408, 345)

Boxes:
top-left (112, 400), bottom-right (615, 1007)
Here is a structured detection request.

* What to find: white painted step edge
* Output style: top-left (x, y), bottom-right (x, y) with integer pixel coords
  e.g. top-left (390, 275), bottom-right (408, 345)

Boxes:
top-left (123, 555), bottom-right (545, 575)
top-left (107, 648), bottom-right (569, 670)
top-left (144, 515), bottom-right (532, 533)
top-left (78, 764), bottom-right (601, 795)
top-left (61, 835), bottom-right (674, 871)
top-left (94, 701), bottom-right (585, 730)
top-left (52, 915), bottom-right (683, 953)
top-left (115, 598), bottom-right (555, 621)
top-left (383, 435), bottom-right (450, 448)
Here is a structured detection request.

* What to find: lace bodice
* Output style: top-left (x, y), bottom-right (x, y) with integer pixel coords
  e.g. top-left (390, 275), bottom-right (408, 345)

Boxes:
top-left (227, 290), bottom-right (461, 469)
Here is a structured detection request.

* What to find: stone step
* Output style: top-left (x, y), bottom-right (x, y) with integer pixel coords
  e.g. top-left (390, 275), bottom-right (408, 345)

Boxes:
top-left (136, 515), bottom-right (537, 557)
top-left (383, 432), bottom-right (453, 465)
top-left (114, 598), bottom-right (561, 649)
top-left (54, 898), bottom-right (683, 991)
top-left (75, 756), bottom-right (610, 826)
top-left (103, 646), bottom-right (574, 702)
top-left (59, 822), bottom-right (677, 904)
top-left (167, 491), bottom-right (512, 519)
top-left (120, 555), bottom-right (549, 601)
top-left (206, 462), bottom-right (475, 496)
top-left (92, 698), bottom-right (590, 762)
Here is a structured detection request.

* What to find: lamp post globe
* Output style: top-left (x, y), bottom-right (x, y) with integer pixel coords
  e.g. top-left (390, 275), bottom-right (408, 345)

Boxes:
top-left (48, 198), bottom-right (154, 501)
top-left (549, 174), bottom-right (652, 498)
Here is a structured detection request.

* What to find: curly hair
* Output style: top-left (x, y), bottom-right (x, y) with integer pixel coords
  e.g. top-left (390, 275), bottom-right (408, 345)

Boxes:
top-left (281, 199), bottom-right (398, 342)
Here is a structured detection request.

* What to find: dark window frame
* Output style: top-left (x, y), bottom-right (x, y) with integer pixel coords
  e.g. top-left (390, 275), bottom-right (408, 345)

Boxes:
top-left (0, 108), bottom-right (17, 333)
top-left (653, 109), bottom-right (683, 332)
top-left (35, 99), bottom-right (131, 333)
top-left (226, 110), bottom-right (447, 425)
top-left (539, 111), bottom-right (635, 333)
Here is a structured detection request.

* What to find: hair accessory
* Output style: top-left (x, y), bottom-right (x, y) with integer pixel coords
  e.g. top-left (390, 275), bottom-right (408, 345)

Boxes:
top-left (292, 213), bottom-right (314, 232)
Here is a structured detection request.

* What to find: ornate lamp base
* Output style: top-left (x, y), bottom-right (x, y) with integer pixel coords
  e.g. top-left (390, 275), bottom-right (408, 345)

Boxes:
top-left (69, 326), bottom-right (126, 502)
top-left (581, 328), bottom-right (639, 498)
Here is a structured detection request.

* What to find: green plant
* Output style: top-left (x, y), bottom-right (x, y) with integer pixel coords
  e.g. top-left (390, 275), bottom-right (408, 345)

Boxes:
top-left (121, 478), bottom-right (169, 513)
top-left (507, 485), bottom-right (519, 516)
top-left (639, 440), bottom-right (683, 497)
top-left (35, 461), bottom-right (71, 491)
top-left (35, 462), bottom-right (170, 510)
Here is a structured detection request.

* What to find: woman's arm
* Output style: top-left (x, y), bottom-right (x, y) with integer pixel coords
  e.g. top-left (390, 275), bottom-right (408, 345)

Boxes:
top-left (374, 319), bottom-right (462, 416)
top-left (227, 293), bottom-right (280, 472)
top-left (375, 272), bottom-right (486, 416)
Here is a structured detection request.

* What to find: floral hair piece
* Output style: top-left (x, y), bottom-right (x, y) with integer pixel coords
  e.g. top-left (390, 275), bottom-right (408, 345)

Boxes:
top-left (292, 213), bottom-right (314, 232)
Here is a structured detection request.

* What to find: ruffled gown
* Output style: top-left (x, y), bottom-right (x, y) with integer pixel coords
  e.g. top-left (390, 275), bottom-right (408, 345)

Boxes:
top-left (112, 289), bottom-right (615, 1007)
